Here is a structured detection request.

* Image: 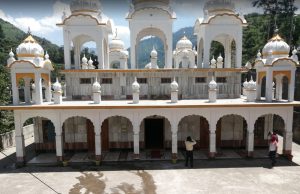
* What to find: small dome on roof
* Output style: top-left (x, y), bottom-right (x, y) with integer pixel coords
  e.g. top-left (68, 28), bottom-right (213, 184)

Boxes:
top-left (262, 34), bottom-right (290, 59)
top-left (151, 47), bottom-right (158, 58)
top-left (16, 35), bottom-right (44, 59)
top-left (110, 38), bottom-right (125, 51)
top-left (176, 36), bottom-right (193, 50)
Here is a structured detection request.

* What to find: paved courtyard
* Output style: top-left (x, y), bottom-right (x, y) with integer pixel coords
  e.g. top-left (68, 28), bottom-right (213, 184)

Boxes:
top-left (1, 139), bottom-right (300, 194)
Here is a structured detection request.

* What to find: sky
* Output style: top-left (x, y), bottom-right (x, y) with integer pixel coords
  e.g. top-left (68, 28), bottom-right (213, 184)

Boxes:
top-left (0, 0), bottom-right (299, 48)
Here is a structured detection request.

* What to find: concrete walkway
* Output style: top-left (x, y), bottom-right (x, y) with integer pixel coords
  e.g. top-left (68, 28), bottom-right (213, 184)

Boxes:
top-left (0, 139), bottom-right (300, 194)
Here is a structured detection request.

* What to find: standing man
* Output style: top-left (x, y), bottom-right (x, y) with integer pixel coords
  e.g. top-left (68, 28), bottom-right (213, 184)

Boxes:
top-left (185, 136), bottom-right (197, 168)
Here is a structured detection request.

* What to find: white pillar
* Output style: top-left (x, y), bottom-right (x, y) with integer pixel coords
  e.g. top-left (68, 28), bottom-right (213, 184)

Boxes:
top-left (171, 132), bottom-right (178, 160)
top-left (246, 131), bottom-right (254, 157)
top-left (166, 36), bottom-right (173, 69)
top-left (288, 71), bottom-right (295, 102)
top-left (133, 123), bottom-right (140, 159)
top-left (14, 112), bottom-right (25, 164)
top-left (203, 39), bottom-right (211, 68)
top-left (34, 73), bottom-right (43, 105)
top-left (275, 77), bottom-right (282, 100)
top-left (130, 35), bottom-right (136, 69)
top-left (224, 38), bottom-right (232, 68)
top-left (55, 134), bottom-right (63, 161)
top-left (97, 39), bottom-right (104, 69)
top-left (95, 124), bottom-right (101, 161)
top-left (11, 73), bottom-right (19, 105)
top-left (24, 78), bottom-right (31, 103)
top-left (235, 34), bottom-right (243, 68)
top-left (209, 130), bottom-right (216, 158)
top-left (63, 30), bottom-right (71, 69)
top-left (45, 80), bottom-right (52, 102)
top-left (256, 80), bottom-right (261, 100)
top-left (209, 89), bottom-right (217, 103)
top-left (265, 70), bottom-right (273, 102)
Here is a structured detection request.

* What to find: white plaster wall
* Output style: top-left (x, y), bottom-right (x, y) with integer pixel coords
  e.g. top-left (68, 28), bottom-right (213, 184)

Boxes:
top-left (108, 117), bottom-right (133, 143)
top-left (221, 115), bottom-right (243, 140)
top-left (178, 116), bottom-right (200, 141)
top-left (64, 117), bottom-right (87, 143)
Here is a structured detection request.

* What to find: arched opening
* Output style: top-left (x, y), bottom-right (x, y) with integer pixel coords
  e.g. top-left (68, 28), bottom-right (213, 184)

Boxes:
top-left (110, 60), bottom-right (121, 69)
top-left (140, 115), bottom-right (171, 158)
top-left (216, 114), bottom-right (247, 156)
top-left (210, 41), bottom-right (224, 61)
top-left (254, 114), bottom-right (285, 156)
top-left (261, 76), bottom-right (266, 98)
top-left (178, 115), bottom-right (209, 157)
top-left (101, 116), bottom-right (133, 150)
top-left (22, 117), bottom-right (56, 163)
top-left (136, 28), bottom-right (167, 69)
top-left (282, 76), bottom-right (289, 100)
top-left (62, 116), bottom-right (95, 160)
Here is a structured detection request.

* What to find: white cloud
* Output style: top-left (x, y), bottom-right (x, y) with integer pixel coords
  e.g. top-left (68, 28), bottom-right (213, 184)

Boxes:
top-left (0, 1), bottom-right (69, 42)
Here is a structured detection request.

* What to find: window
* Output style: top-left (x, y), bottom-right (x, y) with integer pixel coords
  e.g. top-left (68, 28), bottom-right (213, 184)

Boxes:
top-left (80, 78), bottom-right (91, 84)
top-left (161, 78), bottom-right (172, 84)
top-left (216, 77), bottom-right (227, 83)
top-left (137, 78), bottom-right (147, 84)
top-left (101, 78), bottom-right (113, 84)
top-left (195, 77), bottom-right (206, 83)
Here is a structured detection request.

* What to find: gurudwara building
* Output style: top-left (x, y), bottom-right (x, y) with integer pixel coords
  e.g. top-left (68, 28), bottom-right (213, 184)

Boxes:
top-left (2, 0), bottom-right (300, 165)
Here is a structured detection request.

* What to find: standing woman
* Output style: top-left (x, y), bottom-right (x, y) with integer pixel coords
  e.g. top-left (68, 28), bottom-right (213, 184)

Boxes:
top-left (185, 136), bottom-right (196, 168)
top-left (269, 134), bottom-right (278, 168)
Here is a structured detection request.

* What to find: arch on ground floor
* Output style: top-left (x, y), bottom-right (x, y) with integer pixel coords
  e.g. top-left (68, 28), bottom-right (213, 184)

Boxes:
top-left (62, 116), bottom-right (95, 156)
top-left (22, 116), bottom-right (56, 159)
top-left (253, 114), bottom-right (285, 151)
top-left (177, 115), bottom-right (210, 150)
top-left (216, 114), bottom-right (247, 149)
top-left (139, 115), bottom-right (171, 150)
top-left (100, 116), bottom-right (133, 151)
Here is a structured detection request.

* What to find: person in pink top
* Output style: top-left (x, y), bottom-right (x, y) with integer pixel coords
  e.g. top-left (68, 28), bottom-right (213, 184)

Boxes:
top-left (269, 131), bottom-right (279, 168)
top-left (185, 136), bottom-right (197, 168)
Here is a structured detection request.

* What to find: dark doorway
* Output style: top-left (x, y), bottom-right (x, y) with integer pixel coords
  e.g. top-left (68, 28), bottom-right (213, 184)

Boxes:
top-left (145, 118), bottom-right (164, 149)
top-left (87, 119), bottom-right (95, 155)
top-left (199, 117), bottom-right (209, 149)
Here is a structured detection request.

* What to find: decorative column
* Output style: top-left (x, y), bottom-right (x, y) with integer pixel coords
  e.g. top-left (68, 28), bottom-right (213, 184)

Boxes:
top-left (246, 77), bottom-right (256, 102)
top-left (54, 115), bottom-right (63, 162)
top-left (81, 54), bottom-right (88, 69)
top-left (14, 112), bottom-right (25, 165)
top-left (209, 77), bottom-right (217, 103)
top-left (92, 78), bottom-right (101, 104)
top-left (53, 78), bottom-right (62, 104)
top-left (272, 82), bottom-right (275, 100)
top-left (45, 79), bottom-right (52, 103)
top-left (34, 72), bottom-right (43, 105)
top-left (209, 130), bottom-right (216, 158)
top-left (132, 77), bottom-right (140, 104)
top-left (133, 122), bottom-right (140, 159)
top-left (24, 78), bottom-right (31, 103)
top-left (170, 77), bottom-right (178, 103)
top-left (63, 30), bottom-right (71, 69)
top-left (210, 56), bottom-right (216, 68)
top-left (203, 39), bottom-right (211, 68)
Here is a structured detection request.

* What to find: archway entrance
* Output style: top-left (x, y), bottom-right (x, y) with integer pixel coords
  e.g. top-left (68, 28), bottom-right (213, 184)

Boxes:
top-left (216, 115), bottom-right (247, 148)
top-left (62, 116), bottom-right (95, 158)
top-left (145, 118), bottom-right (164, 149)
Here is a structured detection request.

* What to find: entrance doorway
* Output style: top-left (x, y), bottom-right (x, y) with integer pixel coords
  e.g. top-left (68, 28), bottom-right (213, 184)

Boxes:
top-left (145, 119), bottom-right (164, 149)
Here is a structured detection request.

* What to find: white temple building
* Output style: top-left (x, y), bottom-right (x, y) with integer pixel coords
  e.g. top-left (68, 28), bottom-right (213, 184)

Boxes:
top-left (1, 0), bottom-right (300, 165)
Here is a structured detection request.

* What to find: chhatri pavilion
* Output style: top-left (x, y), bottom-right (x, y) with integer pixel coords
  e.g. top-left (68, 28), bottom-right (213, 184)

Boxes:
top-left (1, 0), bottom-right (300, 165)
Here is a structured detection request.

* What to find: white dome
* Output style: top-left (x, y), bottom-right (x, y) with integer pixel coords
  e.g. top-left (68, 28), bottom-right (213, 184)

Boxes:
top-left (70, 0), bottom-right (101, 13)
top-left (88, 57), bottom-right (93, 66)
top-left (176, 36), bottom-right (193, 50)
top-left (53, 78), bottom-right (62, 92)
top-left (209, 78), bottom-right (217, 90)
top-left (217, 54), bottom-right (223, 62)
top-left (92, 78), bottom-right (101, 92)
top-left (262, 34), bottom-right (290, 59)
top-left (151, 47), bottom-right (158, 58)
top-left (247, 78), bottom-right (256, 90)
top-left (110, 38), bottom-right (125, 51)
top-left (16, 35), bottom-right (44, 59)
top-left (82, 54), bottom-right (88, 64)
top-left (211, 56), bottom-right (216, 65)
